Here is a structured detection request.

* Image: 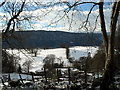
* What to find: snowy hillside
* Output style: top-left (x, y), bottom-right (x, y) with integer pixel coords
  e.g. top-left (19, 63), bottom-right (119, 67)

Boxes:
top-left (6, 46), bottom-right (98, 72)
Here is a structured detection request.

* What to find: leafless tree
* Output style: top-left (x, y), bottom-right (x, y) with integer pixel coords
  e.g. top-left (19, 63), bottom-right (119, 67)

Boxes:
top-left (38, 0), bottom-right (120, 89)
top-left (43, 54), bottom-right (56, 66)
top-left (2, 0), bottom-right (26, 35)
top-left (43, 54), bottom-right (56, 79)
top-left (1, 0), bottom-right (40, 63)
top-left (1, 0), bottom-right (41, 39)
top-left (22, 60), bottom-right (32, 73)
top-left (99, 1), bottom-right (120, 89)
top-left (1, 0), bottom-right (120, 89)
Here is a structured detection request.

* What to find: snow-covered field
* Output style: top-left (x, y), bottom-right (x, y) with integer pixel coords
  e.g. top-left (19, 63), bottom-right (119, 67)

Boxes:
top-left (6, 46), bottom-right (98, 72)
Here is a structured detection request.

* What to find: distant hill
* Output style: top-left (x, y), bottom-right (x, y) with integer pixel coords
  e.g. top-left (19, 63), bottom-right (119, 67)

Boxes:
top-left (2, 30), bottom-right (103, 49)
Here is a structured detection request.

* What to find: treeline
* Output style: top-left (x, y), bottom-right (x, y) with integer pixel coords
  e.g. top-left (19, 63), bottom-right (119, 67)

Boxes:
top-left (2, 30), bottom-right (103, 49)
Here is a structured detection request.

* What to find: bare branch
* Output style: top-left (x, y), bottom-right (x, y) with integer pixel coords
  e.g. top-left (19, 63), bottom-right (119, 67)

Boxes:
top-left (4, 1), bottom-right (26, 35)
top-left (84, 4), bottom-right (97, 27)
top-left (46, 14), bottom-right (66, 27)
top-left (93, 15), bottom-right (99, 32)
top-left (0, 0), bottom-right (6, 7)
top-left (79, 4), bottom-right (97, 31)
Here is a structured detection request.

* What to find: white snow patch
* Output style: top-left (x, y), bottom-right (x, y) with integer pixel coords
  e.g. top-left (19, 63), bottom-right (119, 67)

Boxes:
top-left (5, 46), bottom-right (98, 72)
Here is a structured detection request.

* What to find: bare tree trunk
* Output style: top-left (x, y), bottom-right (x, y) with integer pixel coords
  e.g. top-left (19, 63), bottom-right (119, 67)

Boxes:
top-left (99, 1), bottom-right (108, 58)
top-left (99, 1), bottom-right (120, 89)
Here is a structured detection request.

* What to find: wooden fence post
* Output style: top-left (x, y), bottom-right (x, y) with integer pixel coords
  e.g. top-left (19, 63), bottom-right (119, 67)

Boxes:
top-left (19, 73), bottom-right (24, 84)
top-left (32, 73), bottom-right (35, 82)
top-left (68, 68), bottom-right (71, 85)
top-left (57, 68), bottom-right (59, 83)
top-left (44, 65), bottom-right (47, 84)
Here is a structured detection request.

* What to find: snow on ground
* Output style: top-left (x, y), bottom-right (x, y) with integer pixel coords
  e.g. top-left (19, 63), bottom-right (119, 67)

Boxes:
top-left (2, 73), bottom-right (32, 80)
top-left (5, 46), bottom-right (98, 72)
top-left (70, 46), bottom-right (98, 60)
